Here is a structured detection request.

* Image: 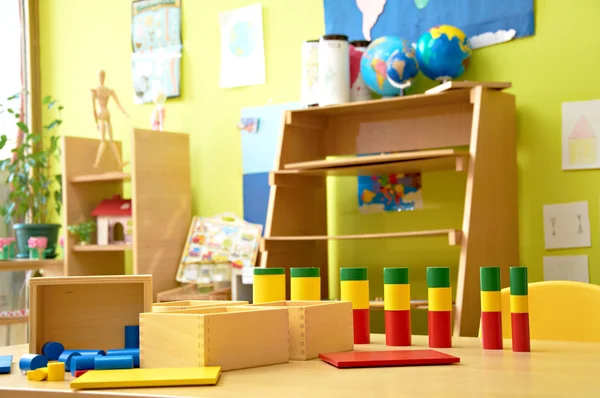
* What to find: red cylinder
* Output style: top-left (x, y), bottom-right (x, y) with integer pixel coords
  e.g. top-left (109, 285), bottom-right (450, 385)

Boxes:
top-left (385, 310), bottom-right (411, 346)
top-left (511, 312), bottom-right (530, 352)
top-left (428, 311), bottom-right (452, 348)
top-left (481, 311), bottom-right (503, 349)
top-left (353, 309), bottom-right (370, 344)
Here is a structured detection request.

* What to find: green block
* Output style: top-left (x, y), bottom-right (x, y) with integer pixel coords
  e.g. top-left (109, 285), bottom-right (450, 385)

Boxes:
top-left (254, 267), bottom-right (285, 276)
top-left (290, 267), bottom-right (320, 278)
top-left (383, 267), bottom-right (409, 285)
top-left (340, 267), bottom-right (368, 281)
top-left (427, 267), bottom-right (450, 288)
top-left (510, 267), bottom-right (528, 295)
top-left (480, 267), bottom-right (501, 291)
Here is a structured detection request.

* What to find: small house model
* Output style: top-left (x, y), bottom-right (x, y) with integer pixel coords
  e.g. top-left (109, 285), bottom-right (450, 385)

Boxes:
top-left (91, 195), bottom-right (133, 245)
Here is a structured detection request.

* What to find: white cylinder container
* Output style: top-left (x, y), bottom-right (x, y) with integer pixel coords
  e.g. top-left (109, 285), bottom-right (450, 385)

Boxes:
top-left (350, 40), bottom-right (372, 102)
top-left (318, 34), bottom-right (350, 106)
top-left (300, 40), bottom-right (320, 107)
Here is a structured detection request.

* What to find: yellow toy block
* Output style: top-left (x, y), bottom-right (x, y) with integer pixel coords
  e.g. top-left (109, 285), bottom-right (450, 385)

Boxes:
top-left (384, 284), bottom-right (410, 311)
top-left (510, 295), bottom-right (529, 313)
top-left (340, 280), bottom-right (369, 310)
top-left (47, 362), bottom-right (65, 381)
top-left (428, 287), bottom-right (452, 311)
top-left (481, 291), bottom-right (502, 312)
top-left (27, 367), bottom-right (48, 381)
top-left (70, 367), bottom-right (221, 390)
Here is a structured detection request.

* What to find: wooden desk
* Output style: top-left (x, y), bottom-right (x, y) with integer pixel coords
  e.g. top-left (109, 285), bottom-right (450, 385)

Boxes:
top-left (0, 335), bottom-right (597, 397)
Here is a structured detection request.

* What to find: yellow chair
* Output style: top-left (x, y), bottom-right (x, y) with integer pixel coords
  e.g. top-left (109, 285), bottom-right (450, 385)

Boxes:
top-left (483, 281), bottom-right (600, 343)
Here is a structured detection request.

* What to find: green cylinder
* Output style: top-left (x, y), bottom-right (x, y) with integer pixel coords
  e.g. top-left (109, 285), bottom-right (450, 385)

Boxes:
top-left (480, 267), bottom-right (501, 291)
top-left (383, 267), bottom-right (409, 285)
top-left (427, 267), bottom-right (450, 288)
top-left (510, 267), bottom-right (528, 296)
top-left (340, 267), bottom-right (368, 281)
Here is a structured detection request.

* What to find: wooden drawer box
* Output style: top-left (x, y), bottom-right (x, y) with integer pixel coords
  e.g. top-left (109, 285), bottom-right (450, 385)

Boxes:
top-left (152, 300), bottom-right (248, 313)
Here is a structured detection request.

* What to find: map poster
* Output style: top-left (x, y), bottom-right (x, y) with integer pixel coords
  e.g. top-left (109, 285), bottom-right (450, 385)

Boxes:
top-left (219, 4), bottom-right (266, 88)
top-left (131, 0), bottom-right (182, 104)
top-left (358, 172), bottom-right (423, 213)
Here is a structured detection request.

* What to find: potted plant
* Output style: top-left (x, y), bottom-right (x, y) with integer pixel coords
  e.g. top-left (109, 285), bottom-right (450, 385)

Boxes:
top-left (67, 221), bottom-right (96, 246)
top-left (0, 94), bottom-right (63, 258)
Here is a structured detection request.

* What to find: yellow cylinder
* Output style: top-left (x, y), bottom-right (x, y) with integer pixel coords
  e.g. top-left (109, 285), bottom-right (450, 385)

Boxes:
top-left (253, 268), bottom-right (286, 304)
top-left (47, 362), bottom-right (65, 381)
top-left (290, 267), bottom-right (321, 300)
top-left (340, 268), bottom-right (369, 310)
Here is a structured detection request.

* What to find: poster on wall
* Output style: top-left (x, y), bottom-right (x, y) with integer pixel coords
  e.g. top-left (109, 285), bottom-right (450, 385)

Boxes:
top-left (562, 100), bottom-right (600, 170)
top-left (219, 4), bottom-right (266, 88)
top-left (131, 0), bottom-right (182, 104)
top-left (323, 0), bottom-right (534, 49)
top-left (358, 173), bottom-right (423, 213)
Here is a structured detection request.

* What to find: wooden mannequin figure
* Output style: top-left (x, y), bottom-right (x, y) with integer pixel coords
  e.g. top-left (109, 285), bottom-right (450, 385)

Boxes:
top-left (91, 70), bottom-right (129, 169)
top-left (150, 90), bottom-right (166, 132)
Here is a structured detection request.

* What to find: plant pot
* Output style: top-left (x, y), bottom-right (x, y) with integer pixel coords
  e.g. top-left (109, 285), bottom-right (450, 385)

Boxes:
top-left (13, 223), bottom-right (61, 259)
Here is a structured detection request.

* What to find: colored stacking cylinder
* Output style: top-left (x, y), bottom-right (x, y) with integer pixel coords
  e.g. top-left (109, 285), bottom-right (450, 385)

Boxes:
top-left (510, 267), bottom-right (530, 352)
top-left (125, 325), bottom-right (140, 349)
top-left (427, 267), bottom-right (452, 348)
top-left (107, 348), bottom-right (140, 368)
top-left (341, 267), bottom-right (370, 344)
top-left (47, 362), bottom-right (65, 381)
top-left (27, 367), bottom-right (48, 381)
top-left (19, 354), bottom-right (48, 372)
top-left (41, 341), bottom-right (65, 361)
top-left (383, 267), bottom-right (411, 346)
top-left (58, 351), bottom-right (81, 372)
top-left (290, 267), bottom-right (321, 300)
top-left (76, 350), bottom-right (106, 356)
top-left (71, 356), bottom-right (95, 376)
top-left (253, 268), bottom-right (286, 304)
top-left (480, 267), bottom-right (503, 350)
top-left (94, 355), bottom-right (134, 370)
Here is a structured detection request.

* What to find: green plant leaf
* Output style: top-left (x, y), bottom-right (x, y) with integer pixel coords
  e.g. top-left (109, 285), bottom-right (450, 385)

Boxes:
top-left (42, 95), bottom-right (52, 104)
top-left (7, 92), bottom-right (20, 100)
top-left (7, 108), bottom-right (14, 114)
top-left (0, 135), bottom-right (7, 151)
top-left (16, 122), bottom-right (29, 133)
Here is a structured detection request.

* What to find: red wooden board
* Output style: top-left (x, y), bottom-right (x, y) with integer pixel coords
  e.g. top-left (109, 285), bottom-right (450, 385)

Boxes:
top-left (319, 350), bottom-right (460, 368)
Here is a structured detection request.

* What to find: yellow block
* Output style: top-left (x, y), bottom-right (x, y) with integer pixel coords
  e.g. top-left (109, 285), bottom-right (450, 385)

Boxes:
top-left (510, 295), bottom-right (529, 313)
top-left (481, 291), bottom-right (502, 312)
top-left (27, 367), bottom-right (48, 381)
top-left (253, 274), bottom-right (286, 304)
top-left (291, 277), bottom-right (321, 301)
top-left (70, 367), bottom-right (221, 390)
top-left (428, 287), bottom-right (452, 311)
top-left (47, 362), bottom-right (65, 381)
top-left (341, 280), bottom-right (369, 310)
top-left (384, 284), bottom-right (410, 311)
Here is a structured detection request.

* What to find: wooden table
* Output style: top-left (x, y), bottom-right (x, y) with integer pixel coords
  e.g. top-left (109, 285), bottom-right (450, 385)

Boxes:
top-left (0, 334), bottom-right (598, 397)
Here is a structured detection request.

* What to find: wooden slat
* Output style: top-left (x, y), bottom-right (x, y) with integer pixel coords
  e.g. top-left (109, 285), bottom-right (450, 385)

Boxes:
top-left (71, 244), bottom-right (132, 252)
top-left (70, 171), bottom-right (131, 183)
top-left (426, 81), bottom-right (512, 95)
top-left (0, 315), bottom-right (28, 326)
top-left (268, 173), bottom-right (324, 187)
top-left (0, 259), bottom-right (62, 272)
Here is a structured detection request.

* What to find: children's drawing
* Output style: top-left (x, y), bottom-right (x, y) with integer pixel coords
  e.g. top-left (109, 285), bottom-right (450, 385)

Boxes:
top-left (176, 213), bottom-right (262, 284)
top-left (543, 201), bottom-right (591, 250)
top-left (358, 172), bottom-right (423, 213)
top-left (562, 100), bottom-right (600, 170)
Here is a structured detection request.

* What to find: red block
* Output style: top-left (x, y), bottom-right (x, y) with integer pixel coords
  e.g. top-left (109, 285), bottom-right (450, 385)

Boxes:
top-left (428, 310), bottom-right (452, 348)
top-left (385, 310), bottom-right (411, 346)
top-left (319, 349), bottom-right (460, 368)
top-left (481, 311), bottom-right (503, 350)
top-left (74, 369), bottom-right (89, 378)
top-left (353, 308), bottom-right (370, 344)
top-left (511, 312), bottom-right (530, 352)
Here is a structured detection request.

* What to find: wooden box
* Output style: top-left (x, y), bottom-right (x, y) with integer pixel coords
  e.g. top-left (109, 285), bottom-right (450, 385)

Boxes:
top-left (152, 300), bottom-right (248, 313)
top-left (29, 275), bottom-right (152, 354)
top-left (140, 306), bottom-right (289, 371)
top-left (249, 301), bottom-right (354, 360)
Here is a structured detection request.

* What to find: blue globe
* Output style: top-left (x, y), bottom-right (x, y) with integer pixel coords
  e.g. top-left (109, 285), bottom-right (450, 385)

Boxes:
top-left (416, 25), bottom-right (472, 81)
top-left (360, 36), bottom-right (406, 97)
top-left (386, 42), bottom-right (419, 89)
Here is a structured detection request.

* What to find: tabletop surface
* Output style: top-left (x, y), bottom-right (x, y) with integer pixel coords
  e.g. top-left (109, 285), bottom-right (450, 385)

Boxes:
top-left (1, 334), bottom-right (599, 398)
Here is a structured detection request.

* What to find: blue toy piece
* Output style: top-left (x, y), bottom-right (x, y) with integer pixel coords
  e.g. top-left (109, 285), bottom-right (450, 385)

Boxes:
top-left (70, 355), bottom-right (96, 376)
top-left (107, 348), bottom-right (140, 368)
top-left (124, 325), bottom-right (140, 349)
top-left (0, 355), bottom-right (13, 374)
top-left (94, 355), bottom-right (134, 370)
top-left (58, 351), bottom-right (81, 372)
top-left (19, 354), bottom-right (48, 372)
top-left (76, 350), bottom-right (106, 356)
top-left (41, 341), bottom-right (65, 361)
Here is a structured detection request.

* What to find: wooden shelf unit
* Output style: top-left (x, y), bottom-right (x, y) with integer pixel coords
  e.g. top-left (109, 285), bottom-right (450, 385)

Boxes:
top-left (61, 130), bottom-right (192, 298)
top-left (0, 259), bottom-right (63, 275)
top-left (264, 85), bottom-right (518, 337)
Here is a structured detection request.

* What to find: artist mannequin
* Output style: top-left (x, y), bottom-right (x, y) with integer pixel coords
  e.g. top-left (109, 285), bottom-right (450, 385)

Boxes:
top-left (91, 70), bottom-right (129, 169)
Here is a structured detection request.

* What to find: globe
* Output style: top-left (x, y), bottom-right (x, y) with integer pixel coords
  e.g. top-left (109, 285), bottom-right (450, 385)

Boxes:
top-left (229, 21), bottom-right (256, 57)
top-left (415, 25), bottom-right (472, 81)
top-left (360, 36), bottom-right (406, 97)
top-left (386, 41), bottom-right (419, 90)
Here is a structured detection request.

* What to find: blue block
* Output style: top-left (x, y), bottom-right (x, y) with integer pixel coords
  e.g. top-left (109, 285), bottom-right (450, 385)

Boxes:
top-left (0, 355), bottom-right (12, 374)
top-left (124, 325), bottom-right (139, 349)
top-left (41, 341), bottom-right (65, 361)
top-left (76, 350), bottom-right (106, 356)
top-left (58, 351), bottom-right (81, 372)
top-left (243, 172), bottom-right (270, 233)
top-left (94, 355), bottom-right (133, 370)
top-left (19, 354), bottom-right (48, 372)
top-left (70, 355), bottom-right (95, 376)
top-left (107, 348), bottom-right (140, 368)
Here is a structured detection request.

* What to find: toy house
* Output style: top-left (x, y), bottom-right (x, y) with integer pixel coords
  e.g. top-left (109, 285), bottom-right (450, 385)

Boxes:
top-left (91, 195), bottom-right (133, 245)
